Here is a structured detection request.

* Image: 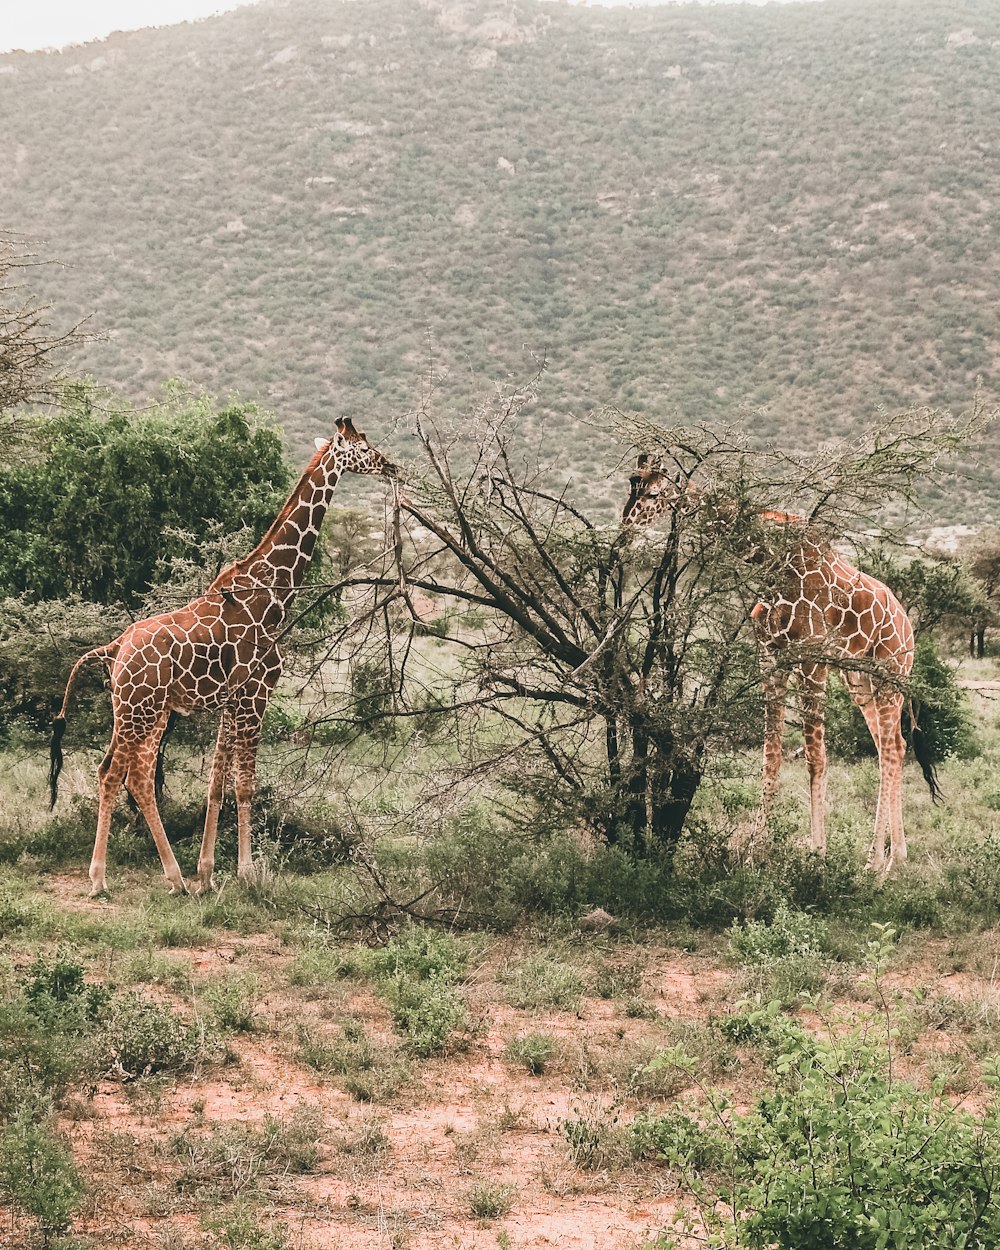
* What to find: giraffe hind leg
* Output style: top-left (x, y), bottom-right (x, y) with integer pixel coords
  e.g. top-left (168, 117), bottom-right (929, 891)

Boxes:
top-left (90, 738), bottom-right (127, 897)
top-left (123, 720), bottom-right (189, 895)
top-left (845, 674), bottom-right (903, 876)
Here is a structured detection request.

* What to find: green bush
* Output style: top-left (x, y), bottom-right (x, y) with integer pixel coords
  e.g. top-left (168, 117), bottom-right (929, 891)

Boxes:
top-left (101, 992), bottom-right (213, 1080)
top-left (0, 1106), bottom-right (84, 1247)
top-left (652, 941), bottom-right (1000, 1250)
top-left (381, 972), bottom-right (471, 1057)
top-left (0, 953), bottom-right (110, 1104)
top-left (729, 902), bottom-right (828, 964)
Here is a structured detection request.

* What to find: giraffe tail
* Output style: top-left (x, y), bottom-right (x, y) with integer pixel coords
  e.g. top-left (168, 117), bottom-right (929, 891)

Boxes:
top-left (49, 643), bottom-right (118, 810)
top-left (908, 699), bottom-right (944, 805)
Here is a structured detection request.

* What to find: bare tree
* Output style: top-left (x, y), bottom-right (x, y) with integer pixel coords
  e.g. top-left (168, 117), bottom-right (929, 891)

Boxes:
top-left (0, 232), bottom-right (89, 446)
top-left (272, 390), bottom-right (991, 862)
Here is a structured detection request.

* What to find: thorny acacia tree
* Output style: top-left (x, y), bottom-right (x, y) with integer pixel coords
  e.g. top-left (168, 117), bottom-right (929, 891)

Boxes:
top-left (283, 390), bottom-right (990, 857)
top-left (0, 234), bottom-right (87, 426)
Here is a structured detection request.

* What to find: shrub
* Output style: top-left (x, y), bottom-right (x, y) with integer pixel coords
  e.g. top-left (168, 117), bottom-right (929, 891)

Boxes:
top-left (0, 1105), bottom-right (84, 1247)
top-left (101, 992), bottom-right (213, 1080)
top-left (653, 934), bottom-right (1000, 1250)
top-left (503, 1033), bottom-right (557, 1076)
top-left (381, 972), bottom-right (472, 1057)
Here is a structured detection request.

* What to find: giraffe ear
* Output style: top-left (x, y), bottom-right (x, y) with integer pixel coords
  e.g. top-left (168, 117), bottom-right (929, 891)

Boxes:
top-left (315, 437), bottom-right (331, 451)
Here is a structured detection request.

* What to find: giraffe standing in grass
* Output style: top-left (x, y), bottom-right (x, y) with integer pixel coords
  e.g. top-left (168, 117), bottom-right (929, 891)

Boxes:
top-left (621, 455), bottom-right (939, 874)
top-left (50, 419), bottom-right (396, 897)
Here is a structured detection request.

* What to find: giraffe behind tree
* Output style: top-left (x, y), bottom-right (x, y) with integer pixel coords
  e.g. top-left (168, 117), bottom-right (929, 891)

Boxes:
top-left (50, 418), bottom-right (396, 897)
top-left (622, 454), bottom-right (940, 874)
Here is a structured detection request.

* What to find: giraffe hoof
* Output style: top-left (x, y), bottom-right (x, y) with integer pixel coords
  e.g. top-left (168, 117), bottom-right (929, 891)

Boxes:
top-left (89, 886), bottom-right (110, 902)
top-left (166, 878), bottom-right (191, 897)
top-left (193, 875), bottom-right (216, 896)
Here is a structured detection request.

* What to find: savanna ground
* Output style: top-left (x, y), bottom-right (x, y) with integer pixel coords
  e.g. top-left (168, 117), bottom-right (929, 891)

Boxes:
top-left (4, 664), bottom-right (1000, 1250)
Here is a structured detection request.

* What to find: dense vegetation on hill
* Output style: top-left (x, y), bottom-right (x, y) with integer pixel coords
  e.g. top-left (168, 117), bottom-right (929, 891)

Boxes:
top-left (1, 0), bottom-right (998, 514)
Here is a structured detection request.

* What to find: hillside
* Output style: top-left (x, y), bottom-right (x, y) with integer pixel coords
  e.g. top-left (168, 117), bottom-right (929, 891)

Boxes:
top-left (1, 0), bottom-right (999, 516)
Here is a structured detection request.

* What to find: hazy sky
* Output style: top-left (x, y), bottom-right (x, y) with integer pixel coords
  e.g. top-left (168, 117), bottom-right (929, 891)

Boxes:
top-left (0, 2), bottom-right (258, 54)
top-left (0, 0), bottom-right (828, 54)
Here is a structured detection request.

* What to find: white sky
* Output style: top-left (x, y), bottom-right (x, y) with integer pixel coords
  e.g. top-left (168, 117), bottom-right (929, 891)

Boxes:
top-left (0, 0), bottom-right (829, 54)
top-left (0, 1), bottom-right (260, 54)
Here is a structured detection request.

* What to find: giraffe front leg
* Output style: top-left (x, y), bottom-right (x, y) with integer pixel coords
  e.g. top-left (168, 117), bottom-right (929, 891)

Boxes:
top-left (760, 660), bottom-right (789, 819)
top-left (799, 664), bottom-right (829, 856)
top-left (737, 657), bottom-right (789, 862)
top-left (195, 713), bottom-right (233, 894)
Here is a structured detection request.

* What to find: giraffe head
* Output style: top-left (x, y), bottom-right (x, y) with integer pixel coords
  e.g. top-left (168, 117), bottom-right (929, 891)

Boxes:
top-left (621, 455), bottom-right (684, 529)
top-left (317, 418), bottom-right (397, 477)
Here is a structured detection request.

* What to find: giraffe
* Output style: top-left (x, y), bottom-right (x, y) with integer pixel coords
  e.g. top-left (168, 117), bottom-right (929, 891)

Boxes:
top-left (621, 454), bottom-right (940, 873)
top-left (49, 418), bottom-right (396, 897)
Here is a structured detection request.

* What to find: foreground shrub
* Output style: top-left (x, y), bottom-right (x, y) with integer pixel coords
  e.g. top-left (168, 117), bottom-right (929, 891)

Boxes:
top-left (381, 971), bottom-right (471, 1057)
top-left (0, 1102), bottom-right (84, 1247)
top-left (101, 992), bottom-right (214, 1080)
top-left (651, 932), bottom-right (1000, 1250)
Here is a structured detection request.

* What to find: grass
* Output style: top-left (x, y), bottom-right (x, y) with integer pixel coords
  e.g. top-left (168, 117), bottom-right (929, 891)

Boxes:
top-left (0, 683), bottom-right (999, 1243)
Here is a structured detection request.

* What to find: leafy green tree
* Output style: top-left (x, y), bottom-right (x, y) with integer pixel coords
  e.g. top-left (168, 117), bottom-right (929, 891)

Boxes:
top-left (963, 533), bottom-right (1000, 657)
top-left (0, 383), bottom-right (290, 607)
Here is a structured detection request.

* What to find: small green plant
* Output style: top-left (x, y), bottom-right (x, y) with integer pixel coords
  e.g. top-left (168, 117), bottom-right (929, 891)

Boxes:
top-left (466, 1181), bottom-right (516, 1220)
top-left (369, 926), bottom-right (469, 984)
top-left (296, 1023), bottom-right (410, 1102)
top-left (205, 1201), bottom-right (290, 1250)
top-left (101, 992), bottom-right (213, 1080)
top-left (503, 1032), bottom-right (557, 1075)
top-left (173, 1106), bottom-right (323, 1200)
top-left (728, 902), bottom-right (830, 1005)
top-left (561, 1104), bottom-right (633, 1171)
top-left (728, 901), bottom-right (828, 964)
top-left (502, 955), bottom-right (584, 1012)
top-left (0, 888), bottom-right (38, 937)
top-left (382, 971), bottom-right (472, 1057)
top-left (591, 959), bottom-right (644, 1000)
top-left (0, 1105), bottom-right (84, 1247)
top-left (203, 975), bottom-right (259, 1034)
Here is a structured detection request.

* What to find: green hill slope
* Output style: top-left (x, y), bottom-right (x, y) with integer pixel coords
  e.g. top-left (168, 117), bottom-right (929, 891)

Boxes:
top-left (1, 0), bottom-right (998, 515)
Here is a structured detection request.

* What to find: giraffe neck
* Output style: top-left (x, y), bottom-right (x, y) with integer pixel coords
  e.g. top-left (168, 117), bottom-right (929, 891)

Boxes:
top-left (211, 447), bottom-right (341, 605)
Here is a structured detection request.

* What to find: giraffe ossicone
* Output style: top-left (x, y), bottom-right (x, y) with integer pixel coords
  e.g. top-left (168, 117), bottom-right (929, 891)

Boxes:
top-left (49, 418), bottom-right (396, 898)
top-left (622, 455), bottom-right (939, 874)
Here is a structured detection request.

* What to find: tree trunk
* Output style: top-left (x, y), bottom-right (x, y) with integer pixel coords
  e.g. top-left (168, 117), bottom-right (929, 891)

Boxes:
top-left (650, 766), bottom-right (703, 859)
top-left (623, 725), bottom-right (649, 849)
